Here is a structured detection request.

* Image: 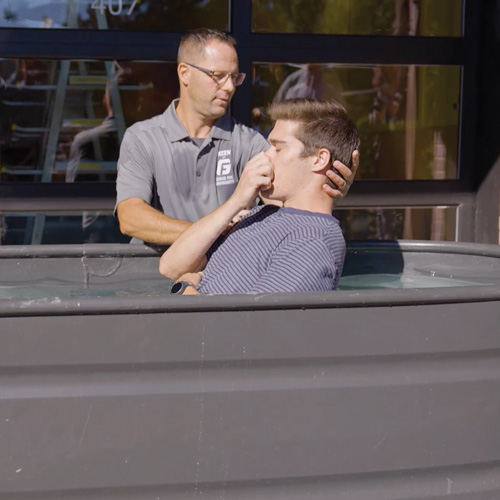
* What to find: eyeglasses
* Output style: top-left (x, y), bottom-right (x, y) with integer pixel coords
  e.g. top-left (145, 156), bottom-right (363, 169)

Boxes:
top-left (185, 62), bottom-right (246, 87)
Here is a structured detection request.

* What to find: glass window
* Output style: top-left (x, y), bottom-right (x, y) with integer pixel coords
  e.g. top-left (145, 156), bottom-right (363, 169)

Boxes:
top-left (0, 58), bottom-right (178, 184)
top-left (252, 63), bottom-right (460, 180)
top-left (1, 207), bottom-right (456, 245)
top-left (0, 207), bottom-right (457, 245)
top-left (0, 211), bottom-right (128, 245)
top-left (335, 207), bottom-right (457, 241)
top-left (0, 0), bottom-right (229, 31)
top-left (253, 0), bottom-right (462, 36)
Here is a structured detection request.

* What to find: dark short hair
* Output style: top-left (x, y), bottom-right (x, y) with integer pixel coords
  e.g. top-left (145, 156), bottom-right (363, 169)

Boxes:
top-left (178, 28), bottom-right (237, 64)
top-left (267, 98), bottom-right (360, 168)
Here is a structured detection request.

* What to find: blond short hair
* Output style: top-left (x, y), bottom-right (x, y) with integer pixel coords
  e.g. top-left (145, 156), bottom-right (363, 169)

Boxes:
top-left (177, 28), bottom-right (237, 64)
top-left (268, 98), bottom-right (360, 168)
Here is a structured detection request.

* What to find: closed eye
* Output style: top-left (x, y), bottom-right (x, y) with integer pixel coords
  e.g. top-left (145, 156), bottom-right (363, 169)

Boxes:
top-left (269, 139), bottom-right (286, 151)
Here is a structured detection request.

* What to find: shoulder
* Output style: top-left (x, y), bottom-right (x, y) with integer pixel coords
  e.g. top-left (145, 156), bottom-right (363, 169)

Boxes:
top-left (125, 100), bottom-right (178, 139)
top-left (227, 118), bottom-right (268, 146)
top-left (121, 111), bottom-right (172, 160)
top-left (231, 119), bottom-right (261, 137)
top-left (125, 112), bottom-right (165, 139)
top-left (281, 211), bottom-right (344, 246)
top-left (228, 205), bottom-right (270, 232)
top-left (213, 117), bottom-right (268, 166)
top-left (282, 209), bottom-right (341, 230)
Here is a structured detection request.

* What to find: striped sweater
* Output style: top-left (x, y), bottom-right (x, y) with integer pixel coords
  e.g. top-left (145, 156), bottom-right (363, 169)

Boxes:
top-left (197, 205), bottom-right (345, 294)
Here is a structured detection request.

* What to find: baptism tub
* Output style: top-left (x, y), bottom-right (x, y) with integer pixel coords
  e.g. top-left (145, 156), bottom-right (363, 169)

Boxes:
top-left (0, 241), bottom-right (499, 499)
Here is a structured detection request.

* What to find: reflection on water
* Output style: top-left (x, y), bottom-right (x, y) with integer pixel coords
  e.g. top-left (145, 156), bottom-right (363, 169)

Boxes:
top-left (338, 273), bottom-right (481, 290)
top-left (0, 273), bottom-right (484, 301)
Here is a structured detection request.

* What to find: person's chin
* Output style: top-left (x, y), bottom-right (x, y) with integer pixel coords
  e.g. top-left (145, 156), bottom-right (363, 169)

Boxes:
top-left (209, 107), bottom-right (226, 119)
top-left (260, 187), bottom-right (277, 199)
top-left (213, 99), bottom-right (229, 112)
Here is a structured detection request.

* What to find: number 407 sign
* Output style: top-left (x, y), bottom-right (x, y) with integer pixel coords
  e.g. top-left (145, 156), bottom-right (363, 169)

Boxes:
top-left (91, 0), bottom-right (139, 16)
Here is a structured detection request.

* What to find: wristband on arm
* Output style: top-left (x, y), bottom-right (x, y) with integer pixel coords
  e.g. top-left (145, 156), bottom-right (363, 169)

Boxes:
top-left (170, 281), bottom-right (195, 294)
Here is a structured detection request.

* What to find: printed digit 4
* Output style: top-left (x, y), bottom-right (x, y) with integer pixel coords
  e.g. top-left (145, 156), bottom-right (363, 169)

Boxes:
top-left (91, 0), bottom-right (106, 15)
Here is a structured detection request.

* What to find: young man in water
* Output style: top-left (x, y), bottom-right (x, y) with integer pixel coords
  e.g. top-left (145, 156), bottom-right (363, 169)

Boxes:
top-left (159, 98), bottom-right (360, 295)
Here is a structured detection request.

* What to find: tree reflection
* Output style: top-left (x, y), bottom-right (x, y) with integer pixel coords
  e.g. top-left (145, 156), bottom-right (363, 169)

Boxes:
top-left (253, 0), bottom-right (461, 36)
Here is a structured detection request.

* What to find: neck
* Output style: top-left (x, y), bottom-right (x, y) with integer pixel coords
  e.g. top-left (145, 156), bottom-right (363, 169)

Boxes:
top-left (283, 187), bottom-right (334, 215)
top-left (175, 98), bottom-right (215, 138)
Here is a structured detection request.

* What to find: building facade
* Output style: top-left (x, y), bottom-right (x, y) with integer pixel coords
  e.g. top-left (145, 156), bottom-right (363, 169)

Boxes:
top-left (0, 0), bottom-right (498, 245)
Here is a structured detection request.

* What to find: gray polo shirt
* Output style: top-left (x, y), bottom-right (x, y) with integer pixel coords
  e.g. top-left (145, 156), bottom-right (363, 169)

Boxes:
top-left (116, 99), bottom-right (269, 224)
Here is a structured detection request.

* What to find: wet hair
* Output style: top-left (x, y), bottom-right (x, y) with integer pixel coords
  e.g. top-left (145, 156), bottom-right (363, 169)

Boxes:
top-left (177, 28), bottom-right (237, 64)
top-left (267, 98), bottom-right (360, 168)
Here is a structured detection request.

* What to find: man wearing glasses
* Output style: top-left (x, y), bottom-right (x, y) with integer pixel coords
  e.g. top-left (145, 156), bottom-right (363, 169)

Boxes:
top-left (115, 29), bottom-right (358, 248)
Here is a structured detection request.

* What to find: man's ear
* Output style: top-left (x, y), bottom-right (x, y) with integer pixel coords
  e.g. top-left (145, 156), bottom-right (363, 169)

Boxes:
top-left (311, 148), bottom-right (332, 173)
top-left (178, 63), bottom-right (189, 87)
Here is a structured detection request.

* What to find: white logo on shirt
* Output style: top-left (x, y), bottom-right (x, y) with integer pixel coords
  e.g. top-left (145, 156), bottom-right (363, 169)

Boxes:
top-left (216, 149), bottom-right (235, 186)
top-left (216, 159), bottom-right (231, 176)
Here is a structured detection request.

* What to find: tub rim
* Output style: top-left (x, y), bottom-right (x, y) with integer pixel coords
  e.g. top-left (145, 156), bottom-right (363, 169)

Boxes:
top-left (0, 239), bottom-right (500, 259)
top-left (1, 240), bottom-right (500, 317)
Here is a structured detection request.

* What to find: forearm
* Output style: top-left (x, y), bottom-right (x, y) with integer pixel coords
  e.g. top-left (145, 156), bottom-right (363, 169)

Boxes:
top-left (159, 197), bottom-right (242, 279)
top-left (116, 198), bottom-right (191, 245)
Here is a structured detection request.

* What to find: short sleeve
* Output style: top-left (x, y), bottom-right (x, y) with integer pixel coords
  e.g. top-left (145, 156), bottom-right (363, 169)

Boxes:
top-left (115, 130), bottom-right (154, 209)
top-left (251, 131), bottom-right (271, 157)
top-left (251, 236), bottom-right (341, 293)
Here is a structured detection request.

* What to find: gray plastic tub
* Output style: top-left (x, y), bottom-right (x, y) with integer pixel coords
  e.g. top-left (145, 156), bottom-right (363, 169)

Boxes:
top-left (0, 241), bottom-right (499, 499)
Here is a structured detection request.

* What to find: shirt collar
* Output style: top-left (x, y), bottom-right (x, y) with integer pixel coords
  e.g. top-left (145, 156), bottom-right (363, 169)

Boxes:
top-left (210, 113), bottom-right (233, 141)
top-left (162, 99), bottom-right (233, 143)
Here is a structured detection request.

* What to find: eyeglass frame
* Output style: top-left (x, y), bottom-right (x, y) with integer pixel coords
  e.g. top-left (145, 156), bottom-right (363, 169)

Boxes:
top-left (185, 62), bottom-right (246, 87)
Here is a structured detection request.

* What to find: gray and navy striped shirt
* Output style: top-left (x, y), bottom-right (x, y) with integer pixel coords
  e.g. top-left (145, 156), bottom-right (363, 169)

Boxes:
top-left (198, 205), bottom-right (345, 294)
